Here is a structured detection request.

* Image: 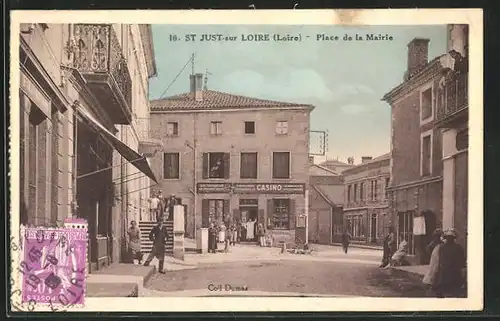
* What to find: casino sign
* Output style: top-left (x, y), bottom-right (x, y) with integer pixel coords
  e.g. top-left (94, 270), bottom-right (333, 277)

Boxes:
top-left (196, 183), bottom-right (305, 195)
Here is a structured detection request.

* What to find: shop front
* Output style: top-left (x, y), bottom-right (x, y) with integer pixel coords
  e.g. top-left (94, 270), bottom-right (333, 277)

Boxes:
top-left (197, 182), bottom-right (306, 245)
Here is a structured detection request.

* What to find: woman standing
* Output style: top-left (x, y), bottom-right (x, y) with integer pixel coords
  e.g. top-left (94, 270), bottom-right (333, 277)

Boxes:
top-left (380, 227), bottom-right (396, 268)
top-left (257, 223), bottom-right (265, 247)
top-left (127, 221), bottom-right (143, 264)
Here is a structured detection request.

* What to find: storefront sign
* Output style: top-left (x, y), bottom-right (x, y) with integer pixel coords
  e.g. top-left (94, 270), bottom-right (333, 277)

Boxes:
top-left (196, 183), bottom-right (232, 194)
top-left (20, 70), bottom-right (51, 118)
top-left (197, 182), bottom-right (305, 194)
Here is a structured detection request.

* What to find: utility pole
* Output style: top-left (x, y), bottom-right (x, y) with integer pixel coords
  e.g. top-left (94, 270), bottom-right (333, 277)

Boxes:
top-left (204, 69), bottom-right (212, 90)
top-left (191, 52), bottom-right (195, 75)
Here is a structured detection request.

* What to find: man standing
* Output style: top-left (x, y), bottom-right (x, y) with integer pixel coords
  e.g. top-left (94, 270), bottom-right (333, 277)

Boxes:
top-left (148, 192), bottom-right (160, 222)
top-left (143, 220), bottom-right (169, 274)
top-left (341, 229), bottom-right (352, 254)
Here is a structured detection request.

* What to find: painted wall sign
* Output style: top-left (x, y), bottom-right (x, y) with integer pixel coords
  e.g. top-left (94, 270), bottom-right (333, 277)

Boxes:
top-left (20, 69), bottom-right (51, 118)
top-left (196, 182), bottom-right (306, 194)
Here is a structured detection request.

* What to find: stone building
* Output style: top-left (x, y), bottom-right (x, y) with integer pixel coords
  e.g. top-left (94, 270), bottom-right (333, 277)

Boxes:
top-left (382, 37), bottom-right (449, 264)
top-left (149, 74), bottom-right (314, 245)
top-left (435, 24), bottom-right (469, 253)
top-left (320, 158), bottom-right (354, 173)
top-left (18, 23), bottom-right (159, 272)
top-left (308, 160), bottom-right (344, 244)
top-left (342, 154), bottom-right (390, 246)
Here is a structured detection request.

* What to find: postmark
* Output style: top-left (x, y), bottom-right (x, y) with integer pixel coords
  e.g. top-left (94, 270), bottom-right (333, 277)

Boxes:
top-left (13, 221), bottom-right (88, 311)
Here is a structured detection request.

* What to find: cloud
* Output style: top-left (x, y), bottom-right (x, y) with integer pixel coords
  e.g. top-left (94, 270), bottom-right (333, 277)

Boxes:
top-left (330, 84), bottom-right (375, 102)
top-left (339, 103), bottom-right (369, 115)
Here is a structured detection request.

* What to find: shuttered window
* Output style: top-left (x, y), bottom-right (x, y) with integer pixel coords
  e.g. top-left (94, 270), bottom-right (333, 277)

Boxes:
top-left (203, 152), bottom-right (230, 179)
top-left (272, 152), bottom-right (290, 179)
top-left (163, 152), bottom-right (180, 179)
top-left (240, 152), bottom-right (257, 179)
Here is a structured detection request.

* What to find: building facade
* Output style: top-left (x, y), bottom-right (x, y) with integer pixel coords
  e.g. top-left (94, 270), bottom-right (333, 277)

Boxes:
top-left (149, 74), bottom-right (314, 245)
top-left (436, 24), bottom-right (469, 253)
top-left (383, 37), bottom-right (450, 264)
top-left (342, 155), bottom-right (390, 245)
top-left (320, 159), bottom-right (354, 173)
top-left (308, 161), bottom-right (344, 244)
top-left (18, 23), bottom-right (158, 272)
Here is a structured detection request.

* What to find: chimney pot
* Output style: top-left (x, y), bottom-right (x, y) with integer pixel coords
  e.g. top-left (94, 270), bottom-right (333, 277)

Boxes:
top-left (406, 38), bottom-right (430, 79)
top-left (190, 73), bottom-right (204, 101)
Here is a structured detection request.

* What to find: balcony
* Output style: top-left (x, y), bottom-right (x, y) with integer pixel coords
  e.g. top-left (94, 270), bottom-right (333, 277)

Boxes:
top-left (68, 24), bottom-right (132, 124)
top-left (436, 71), bottom-right (468, 126)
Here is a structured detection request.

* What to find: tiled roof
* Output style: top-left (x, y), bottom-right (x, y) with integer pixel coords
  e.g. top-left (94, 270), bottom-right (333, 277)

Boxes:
top-left (320, 159), bottom-right (351, 166)
top-left (150, 90), bottom-right (314, 111)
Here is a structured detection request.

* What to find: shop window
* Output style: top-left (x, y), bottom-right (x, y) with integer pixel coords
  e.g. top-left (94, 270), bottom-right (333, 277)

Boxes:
top-left (203, 199), bottom-right (229, 226)
top-left (272, 152), bottom-right (290, 179)
top-left (244, 121), bottom-right (255, 134)
top-left (166, 122), bottom-right (178, 136)
top-left (163, 152), bottom-right (180, 179)
top-left (203, 152), bottom-right (230, 179)
top-left (271, 199), bottom-right (290, 230)
top-left (275, 121), bottom-right (288, 135)
top-left (240, 152), bottom-right (258, 179)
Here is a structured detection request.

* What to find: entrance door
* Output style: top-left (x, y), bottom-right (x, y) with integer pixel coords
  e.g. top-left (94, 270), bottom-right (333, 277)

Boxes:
top-left (239, 206), bottom-right (258, 241)
top-left (370, 214), bottom-right (377, 244)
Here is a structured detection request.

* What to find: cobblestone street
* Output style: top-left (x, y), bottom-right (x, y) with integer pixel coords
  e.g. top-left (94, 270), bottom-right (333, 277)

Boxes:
top-left (143, 245), bottom-right (430, 297)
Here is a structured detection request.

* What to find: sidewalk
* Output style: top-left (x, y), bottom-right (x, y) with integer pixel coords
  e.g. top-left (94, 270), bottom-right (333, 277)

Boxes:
top-left (385, 265), bottom-right (427, 283)
top-left (86, 264), bottom-right (155, 297)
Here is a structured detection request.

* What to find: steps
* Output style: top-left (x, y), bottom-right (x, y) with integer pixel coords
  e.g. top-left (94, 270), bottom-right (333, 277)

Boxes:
top-left (139, 221), bottom-right (174, 255)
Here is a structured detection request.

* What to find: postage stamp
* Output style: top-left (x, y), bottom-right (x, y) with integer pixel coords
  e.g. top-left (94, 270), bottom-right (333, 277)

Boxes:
top-left (9, 9), bottom-right (482, 313)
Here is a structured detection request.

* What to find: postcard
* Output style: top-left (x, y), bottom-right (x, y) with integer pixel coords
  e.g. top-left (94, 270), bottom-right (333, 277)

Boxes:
top-left (9, 9), bottom-right (483, 312)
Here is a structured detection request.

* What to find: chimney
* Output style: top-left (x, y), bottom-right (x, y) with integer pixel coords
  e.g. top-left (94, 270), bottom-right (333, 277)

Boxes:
top-left (447, 24), bottom-right (468, 58)
top-left (361, 156), bottom-right (373, 163)
top-left (347, 157), bottom-right (354, 165)
top-left (190, 73), bottom-right (204, 101)
top-left (405, 38), bottom-right (430, 80)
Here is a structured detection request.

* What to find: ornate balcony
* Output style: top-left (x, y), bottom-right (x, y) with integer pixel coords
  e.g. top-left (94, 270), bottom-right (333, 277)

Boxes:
top-left (67, 24), bottom-right (132, 124)
top-left (436, 71), bottom-right (468, 127)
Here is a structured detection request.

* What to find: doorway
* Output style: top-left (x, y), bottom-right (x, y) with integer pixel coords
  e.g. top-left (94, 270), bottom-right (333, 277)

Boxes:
top-left (239, 199), bottom-right (259, 242)
top-left (370, 213), bottom-right (377, 244)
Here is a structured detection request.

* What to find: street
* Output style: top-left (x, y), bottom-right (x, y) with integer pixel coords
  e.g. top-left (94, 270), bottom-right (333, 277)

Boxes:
top-left (143, 245), bottom-right (431, 297)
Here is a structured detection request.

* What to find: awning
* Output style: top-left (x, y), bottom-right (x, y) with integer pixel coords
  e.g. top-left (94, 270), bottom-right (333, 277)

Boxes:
top-left (77, 107), bottom-right (159, 184)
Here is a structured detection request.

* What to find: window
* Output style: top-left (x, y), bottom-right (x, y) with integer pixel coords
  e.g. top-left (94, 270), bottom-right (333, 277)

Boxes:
top-left (398, 211), bottom-right (415, 255)
top-left (421, 87), bottom-right (433, 121)
top-left (347, 185), bottom-right (352, 203)
top-left (210, 121), bottom-right (222, 135)
top-left (203, 152), bottom-right (230, 179)
top-left (456, 129), bottom-right (468, 151)
top-left (275, 121), bottom-right (288, 135)
top-left (244, 121), bottom-right (255, 134)
top-left (166, 122), bottom-right (178, 136)
top-left (370, 180), bottom-right (376, 201)
top-left (163, 152), bottom-right (180, 179)
top-left (346, 215), bottom-right (365, 238)
top-left (353, 184), bottom-right (358, 202)
top-left (272, 152), bottom-right (290, 179)
top-left (360, 182), bottom-right (364, 201)
top-left (272, 199), bottom-right (290, 229)
top-left (240, 152), bottom-right (258, 179)
top-left (385, 177), bottom-right (390, 199)
top-left (421, 134), bottom-right (432, 176)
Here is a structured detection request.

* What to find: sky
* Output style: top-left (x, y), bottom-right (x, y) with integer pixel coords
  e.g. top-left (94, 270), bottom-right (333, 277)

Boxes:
top-left (148, 25), bottom-right (447, 165)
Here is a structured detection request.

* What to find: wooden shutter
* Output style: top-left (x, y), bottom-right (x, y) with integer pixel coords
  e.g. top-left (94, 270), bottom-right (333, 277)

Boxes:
top-left (201, 199), bottom-right (209, 228)
top-left (223, 153), bottom-right (230, 179)
top-left (223, 199), bottom-right (230, 223)
top-left (289, 199), bottom-right (296, 230)
top-left (202, 153), bottom-right (209, 179)
top-left (267, 199), bottom-right (274, 229)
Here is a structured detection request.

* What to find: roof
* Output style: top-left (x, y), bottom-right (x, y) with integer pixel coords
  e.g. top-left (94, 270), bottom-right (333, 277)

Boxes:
top-left (309, 164), bottom-right (340, 176)
top-left (320, 159), bottom-right (351, 166)
top-left (311, 184), bottom-right (344, 207)
top-left (150, 90), bottom-right (315, 111)
top-left (342, 153), bottom-right (391, 174)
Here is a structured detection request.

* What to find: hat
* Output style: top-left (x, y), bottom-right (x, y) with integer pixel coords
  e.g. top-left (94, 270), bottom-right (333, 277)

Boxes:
top-left (443, 228), bottom-right (457, 237)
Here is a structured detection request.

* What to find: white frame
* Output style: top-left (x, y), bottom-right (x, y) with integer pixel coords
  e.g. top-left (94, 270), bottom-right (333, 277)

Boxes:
top-left (275, 120), bottom-right (289, 135)
top-left (420, 129), bottom-right (434, 177)
top-left (419, 82), bottom-right (434, 125)
top-left (244, 121), bottom-right (256, 135)
top-left (166, 121), bottom-right (179, 137)
top-left (239, 151), bottom-right (258, 179)
top-left (162, 151), bottom-right (181, 180)
top-left (271, 151), bottom-right (291, 179)
top-left (210, 121), bottom-right (222, 135)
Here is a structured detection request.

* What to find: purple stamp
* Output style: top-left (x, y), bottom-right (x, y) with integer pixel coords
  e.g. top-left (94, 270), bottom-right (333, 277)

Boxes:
top-left (20, 225), bottom-right (88, 308)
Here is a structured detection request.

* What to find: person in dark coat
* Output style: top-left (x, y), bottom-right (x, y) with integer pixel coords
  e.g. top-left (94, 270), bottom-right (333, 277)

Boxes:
top-left (341, 229), bottom-right (352, 254)
top-left (143, 220), bottom-right (169, 274)
top-left (426, 228), bottom-right (443, 263)
top-left (380, 226), bottom-right (396, 268)
top-left (208, 222), bottom-right (218, 254)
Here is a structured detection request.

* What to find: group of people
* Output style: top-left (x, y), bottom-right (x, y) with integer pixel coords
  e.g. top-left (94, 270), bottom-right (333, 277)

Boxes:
top-left (127, 219), bottom-right (169, 274)
top-left (208, 220), bottom-right (267, 253)
top-left (148, 191), bottom-right (178, 222)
